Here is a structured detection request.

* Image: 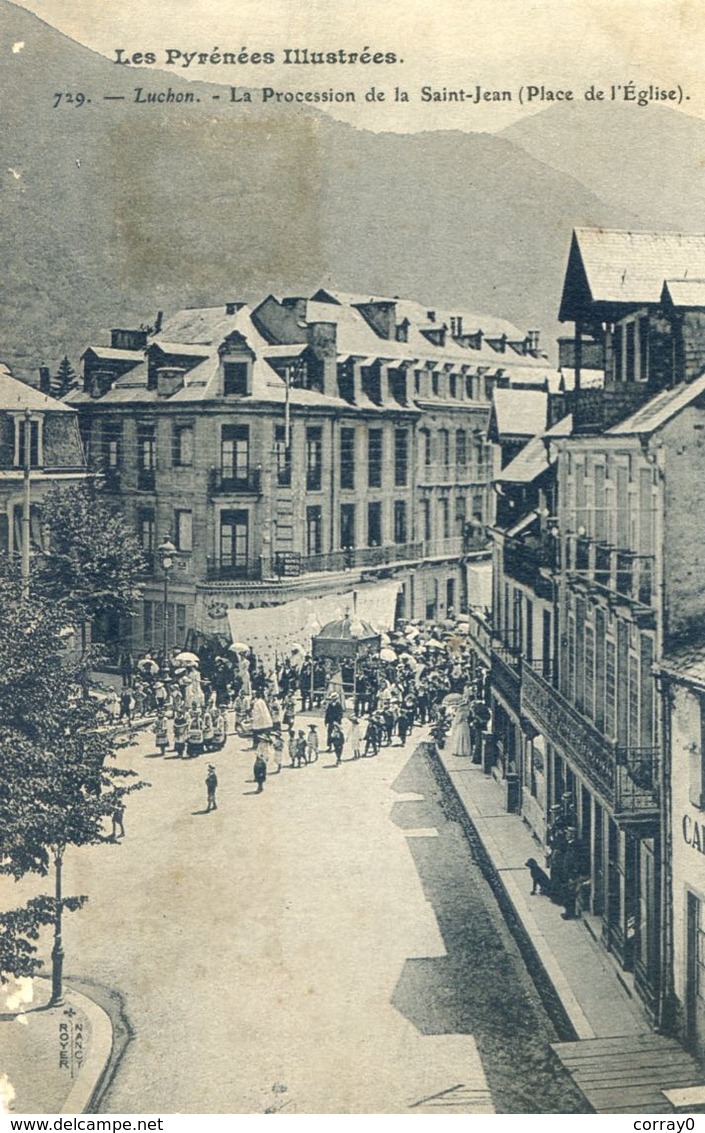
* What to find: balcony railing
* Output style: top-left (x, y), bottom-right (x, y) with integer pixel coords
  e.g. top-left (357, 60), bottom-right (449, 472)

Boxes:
top-left (521, 662), bottom-right (660, 817)
top-left (423, 536), bottom-right (464, 558)
top-left (490, 641), bottom-right (522, 709)
top-left (566, 536), bottom-right (654, 609)
top-left (209, 467), bottom-right (262, 495)
top-left (205, 557), bottom-right (263, 581)
top-left (298, 541), bottom-right (424, 574)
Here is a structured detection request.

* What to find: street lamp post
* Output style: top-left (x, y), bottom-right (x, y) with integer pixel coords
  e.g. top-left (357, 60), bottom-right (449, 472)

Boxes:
top-left (157, 535), bottom-right (177, 668)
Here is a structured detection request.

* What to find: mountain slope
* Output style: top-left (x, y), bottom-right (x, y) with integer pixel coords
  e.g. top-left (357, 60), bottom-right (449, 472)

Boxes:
top-left (0, 1), bottom-right (647, 375)
top-left (501, 102), bottom-right (705, 233)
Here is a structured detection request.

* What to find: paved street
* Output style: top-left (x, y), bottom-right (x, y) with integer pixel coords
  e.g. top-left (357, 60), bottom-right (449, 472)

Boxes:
top-left (7, 718), bottom-right (587, 1113)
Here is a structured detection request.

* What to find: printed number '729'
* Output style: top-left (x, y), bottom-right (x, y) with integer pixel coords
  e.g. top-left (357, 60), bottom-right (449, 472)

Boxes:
top-left (53, 92), bottom-right (88, 107)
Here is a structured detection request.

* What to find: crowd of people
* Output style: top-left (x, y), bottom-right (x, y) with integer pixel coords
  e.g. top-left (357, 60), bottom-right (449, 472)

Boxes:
top-left (102, 619), bottom-right (493, 783)
top-left (108, 623), bottom-right (589, 926)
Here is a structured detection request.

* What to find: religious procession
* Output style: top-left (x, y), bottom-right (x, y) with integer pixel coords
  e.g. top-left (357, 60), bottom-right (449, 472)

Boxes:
top-left (101, 609), bottom-right (493, 791)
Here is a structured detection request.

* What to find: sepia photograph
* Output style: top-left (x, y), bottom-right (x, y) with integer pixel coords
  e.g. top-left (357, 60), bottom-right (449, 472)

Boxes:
top-left (2, 0), bottom-right (705, 1118)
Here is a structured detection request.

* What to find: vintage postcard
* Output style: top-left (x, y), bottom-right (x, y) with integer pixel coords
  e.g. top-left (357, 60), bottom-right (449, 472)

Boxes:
top-left (2, 0), bottom-right (705, 1119)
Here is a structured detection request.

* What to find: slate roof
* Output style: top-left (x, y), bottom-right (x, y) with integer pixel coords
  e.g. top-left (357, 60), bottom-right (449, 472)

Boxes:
top-left (560, 228), bottom-right (705, 322)
top-left (577, 228), bottom-right (705, 303)
top-left (607, 372), bottom-right (705, 436)
top-left (0, 365), bottom-right (73, 413)
top-left (83, 346), bottom-right (145, 363)
top-left (491, 388), bottom-right (548, 438)
top-left (496, 434), bottom-right (550, 483)
top-left (310, 290), bottom-right (536, 359)
top-left (74, 292), bottom-right (557, 408)
top-left (661, 279), bottom-right (705, 308)
top-left (151, 341), bottom-right (210, 358)
top-left (496, 413), bottom-right (572, 483)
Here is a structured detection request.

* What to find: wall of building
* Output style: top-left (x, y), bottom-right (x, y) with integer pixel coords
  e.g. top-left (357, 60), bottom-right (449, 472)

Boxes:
top-left (663, 404), bottom-right (705, 645)
top-left (669, 683), bottom-right (705, 1047)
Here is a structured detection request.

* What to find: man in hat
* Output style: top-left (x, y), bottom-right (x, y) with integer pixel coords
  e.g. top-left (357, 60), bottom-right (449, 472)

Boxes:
top-left (205, 764), bottom-right (218, 812)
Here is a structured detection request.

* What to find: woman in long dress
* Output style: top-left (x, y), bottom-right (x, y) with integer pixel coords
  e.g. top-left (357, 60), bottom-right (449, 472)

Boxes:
top-left (448, 698), bottom-right (473, 757)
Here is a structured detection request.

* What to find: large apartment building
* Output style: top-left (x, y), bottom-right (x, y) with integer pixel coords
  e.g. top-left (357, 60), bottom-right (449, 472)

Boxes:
top-left (69, 290), bottom-right (554, 654)
top-left (486, 228), bottom-right (705, 1030)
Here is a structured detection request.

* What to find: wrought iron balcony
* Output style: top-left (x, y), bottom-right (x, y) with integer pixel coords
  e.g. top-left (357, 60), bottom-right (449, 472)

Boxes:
top-left (490, 641), bottom-right (522, 710)
top-left (297, 541), bottom-right (424, 574)
top-left (205, 557), bottom-right (263, 581)
top-left (566, 536), bottom-right (654, 614)
top-left (209, 467), bottom-right (262, 495)
top-left (423, 536), bottom-right (465, 559)
top-left (521, 661), bottom-right (660, 817)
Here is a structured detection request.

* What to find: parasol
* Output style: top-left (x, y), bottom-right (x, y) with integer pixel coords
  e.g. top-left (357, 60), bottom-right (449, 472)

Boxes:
top-left (174, 651), bottom-right (199, 664)
top-left (137, 658), bottom-right (159, 674)
top-left (380, 647), bottom-right (396, 662)
top-left (229, 642), bottom-right (249, 653)
top-left (443, 692), bottom-right (463, 708)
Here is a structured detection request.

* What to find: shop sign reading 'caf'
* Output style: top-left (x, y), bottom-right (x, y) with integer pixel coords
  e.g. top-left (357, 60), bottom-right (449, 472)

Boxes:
top-left (683, 815), bottom-right (705, 854)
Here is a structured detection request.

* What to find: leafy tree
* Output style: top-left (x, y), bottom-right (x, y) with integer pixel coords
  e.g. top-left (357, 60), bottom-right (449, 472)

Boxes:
top-left (52, 356), bottom-right (78, 398)
top-left (0, 573), bottom-right (147, 999)
top-left (35, 480), bottom-right (146, 652)
top-left (0, 897), bottom-right (78, 985)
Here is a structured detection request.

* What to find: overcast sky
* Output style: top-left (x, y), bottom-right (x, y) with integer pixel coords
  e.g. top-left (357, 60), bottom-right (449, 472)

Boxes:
top-left (9, 0), bottom-right (705, 132)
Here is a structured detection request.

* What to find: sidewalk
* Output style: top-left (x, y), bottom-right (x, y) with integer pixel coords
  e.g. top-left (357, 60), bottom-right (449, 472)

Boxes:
top-left (0, 978), bottom-right (113, 1115)
top-left (430, 743), bottom-right (649, 1042)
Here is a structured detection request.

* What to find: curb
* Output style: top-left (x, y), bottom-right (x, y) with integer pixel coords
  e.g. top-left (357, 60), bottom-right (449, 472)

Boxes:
top-left (60, 987), bottom-right (113, 1115)
top-left (423, 740), bottom-right (580, 1044)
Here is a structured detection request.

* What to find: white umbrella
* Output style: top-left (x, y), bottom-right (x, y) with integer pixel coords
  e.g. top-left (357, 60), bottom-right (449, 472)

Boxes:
top-left (380, 647), bottom-right (396, 662)
top-left (229, 642), bottom-right (249, 653)
top-left (174, 651), bottom-right (199, 664)
top-left (443, 692), bottom-right (463, 708)
top-left (137, 658), bottom-right (159, 674)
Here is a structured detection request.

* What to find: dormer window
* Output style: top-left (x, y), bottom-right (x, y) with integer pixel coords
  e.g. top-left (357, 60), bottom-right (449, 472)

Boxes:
top-left (223, 361), bottom-right (249, 396)
top-left (395, 318), bottom-right (410, 343)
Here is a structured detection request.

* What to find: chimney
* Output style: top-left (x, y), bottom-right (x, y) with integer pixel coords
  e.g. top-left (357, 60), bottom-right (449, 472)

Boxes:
top-left (39, 367), bottom-right (51, 394)
top-left (111, 328), bottom-right (148, 351)
top-left (155, 311), bottom-right (163, 335)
